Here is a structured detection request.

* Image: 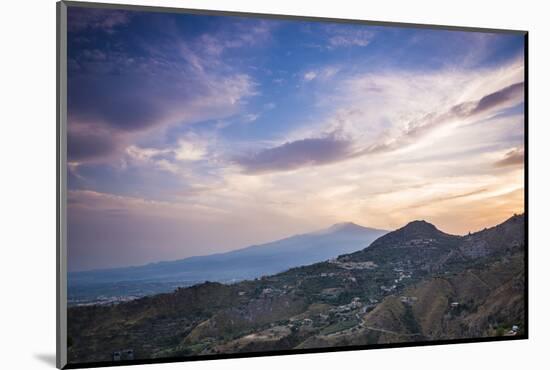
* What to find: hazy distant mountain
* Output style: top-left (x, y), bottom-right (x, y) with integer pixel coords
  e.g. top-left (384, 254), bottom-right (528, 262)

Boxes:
top-left (69, 222), bottom-right (387, 292)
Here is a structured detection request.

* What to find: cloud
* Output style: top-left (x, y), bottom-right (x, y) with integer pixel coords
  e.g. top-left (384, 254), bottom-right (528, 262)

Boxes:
top-left (67, 18), bottom-right (258, 163)
top-left (242, 113), bottom-right (261, 123)
top-left (68, 8), bottom-right (130, 33)
top-left (301, 24), bottom-right (374, 50)
top-left (405, 188), bottom-right (488, 209)
top-left (234, 78), bottom-right (524, 174)
top-left (327, 28), bottom-right (373, 49)
top-left (198, 20), bottom-right (274, 56)
top-left (494, 147), bottom-right (525, 167)
top-left (235, 136), bottom-right (354, 174)
top-left (125, 146), bottom-right (180, 174)
top-left (359, 81), bottom-right (525, 155)
top-left (303, 67), bottom-right (339, 82)
top-left (124, 134), bottom-right (209, 175)
top-left (69, 63), bottom-right (255, 134)
top-left (174, 138), bottom-right (208, 161)
top-left (472, 82), bottom-right (524, 114)
top-left (304, 71), bottom-right (317, 81)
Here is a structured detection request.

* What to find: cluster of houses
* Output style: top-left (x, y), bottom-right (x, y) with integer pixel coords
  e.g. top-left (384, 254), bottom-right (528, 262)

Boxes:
top-left (375, 267), bottom-right (416, 294)
top-left (261, 288), bottom-right (275, 295)
top-left (319, 271), bottom-right (359, 284)
top-left (73, 295), bottom-right (140, 307)
top-left (380, 284), bottom-right (397, 293)
top-left (258, 286), bottom-right (293, 298)
top-left (406, 238), bottom-right (436, 247)
top-left (331, 297), bottom-right (362, 314)
top-left (328, 259), bottom-right (378, 270)
top-left (393, 268), bottom-right (412, 281)
top-left (283, 296), bottom-right (384, 335)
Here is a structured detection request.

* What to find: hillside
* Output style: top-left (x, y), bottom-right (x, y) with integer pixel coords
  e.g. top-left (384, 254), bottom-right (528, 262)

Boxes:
top-left (67, 214), bottom-right (525, 364)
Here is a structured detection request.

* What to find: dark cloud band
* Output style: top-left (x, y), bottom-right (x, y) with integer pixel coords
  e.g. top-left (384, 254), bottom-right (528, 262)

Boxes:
top-left (235, 137), bottom-right (353, 174)
top-left (494, 148), bottom-right (524, 167)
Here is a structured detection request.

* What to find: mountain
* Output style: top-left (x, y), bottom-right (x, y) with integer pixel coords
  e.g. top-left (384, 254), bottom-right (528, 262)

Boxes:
top-left (374, 219), bottom-right (452, 241)
top-left (350, 221), bottom-right (460, 259)
top-left (68, 222), bottom-right (387, 302)
top-left (67, 215), bottom-right (525, 364)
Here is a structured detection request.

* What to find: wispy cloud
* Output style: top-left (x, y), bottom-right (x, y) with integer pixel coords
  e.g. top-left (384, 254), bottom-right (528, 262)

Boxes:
top-left (242, 113), bottom-right (261, 123)
top-left (124, 132), bottom-right (211, 175)
top-left (359, 81), bottom-right (524, 155)
top-left (326, 26), bottom-right (373, 49)
top-left (198, 20), bottom-right (275, 55)
top-left (233, 76), bottom-right (524, 174)
top-left (303, 67), bottom-right (340, 82)
top-left (405, 188), bottom-right (489, 209)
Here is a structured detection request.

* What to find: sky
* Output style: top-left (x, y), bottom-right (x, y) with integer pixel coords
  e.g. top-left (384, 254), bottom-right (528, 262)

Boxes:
top-left (66, 7), bottom-right (525, 272)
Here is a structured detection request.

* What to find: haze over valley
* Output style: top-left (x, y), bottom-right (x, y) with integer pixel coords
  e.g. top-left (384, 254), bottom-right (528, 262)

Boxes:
top-left (69, 222), bottom-right (387, 305)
